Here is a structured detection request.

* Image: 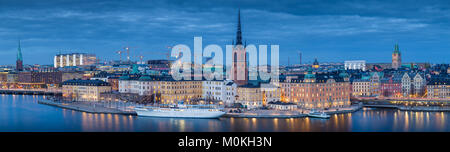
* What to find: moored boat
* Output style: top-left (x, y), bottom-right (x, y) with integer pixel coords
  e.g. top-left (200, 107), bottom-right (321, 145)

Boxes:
top-left (307, 109), bottom-right (330, 119)
top-left (134, 104), bottom-right (225, 119)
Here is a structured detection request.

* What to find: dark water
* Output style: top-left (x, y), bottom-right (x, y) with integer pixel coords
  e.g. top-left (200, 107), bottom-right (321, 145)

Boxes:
top-left (0, 95), bottom-right (448, 132)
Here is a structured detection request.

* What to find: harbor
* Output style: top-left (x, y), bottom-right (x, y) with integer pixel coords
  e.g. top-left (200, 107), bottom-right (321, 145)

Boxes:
top-left (1, 94), bottom-right (448, 132)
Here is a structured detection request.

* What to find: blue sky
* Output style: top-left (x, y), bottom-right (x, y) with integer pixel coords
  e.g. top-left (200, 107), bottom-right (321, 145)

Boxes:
top-left (0, 0), bottom-right (449, 65)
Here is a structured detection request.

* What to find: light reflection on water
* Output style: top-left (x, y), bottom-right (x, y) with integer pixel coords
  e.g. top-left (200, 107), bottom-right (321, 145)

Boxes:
top-left (0, 95), bottom-right (448, 132)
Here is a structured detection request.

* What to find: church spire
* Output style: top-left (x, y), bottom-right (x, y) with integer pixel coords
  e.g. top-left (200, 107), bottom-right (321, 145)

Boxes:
top-left (235, 9), bottom-right (243, 45)
top-left (17, 40), bottom-right (23, 61)
top-left (394, 43), bottom-right (400, 54)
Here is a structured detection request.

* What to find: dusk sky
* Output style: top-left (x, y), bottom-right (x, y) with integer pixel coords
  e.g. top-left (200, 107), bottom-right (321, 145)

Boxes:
top-left (0, 0), bottom-right (449, 65)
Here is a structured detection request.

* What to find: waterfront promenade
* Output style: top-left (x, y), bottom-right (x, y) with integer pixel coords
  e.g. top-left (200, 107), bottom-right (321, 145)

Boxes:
top-left (224, 104), bottom-right (363, 118)
top-left (38, 99), bottom-right (137, 115)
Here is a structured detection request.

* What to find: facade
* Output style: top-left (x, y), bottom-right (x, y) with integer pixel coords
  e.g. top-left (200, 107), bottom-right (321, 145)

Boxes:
top-left (281, 69), bottom-right (351, 109)
top-left (380, 76), bottom-right (402, 97)
top-left (401, 72), bottom-right (426, 97)
top-left (202, 80), bottom-right (226, 101)
top-left (352, 79), bottom-right (371, 97)
top-left (392, 44), bottom-right (401, 70)
top-left (118, 75), bottom-right (203, 104)
top-left (62, 79), bottom-right (112, 101)
top-left (236, 84), bottom-right (263, 109)
top-left (344, 60), bottom-right (366, 71)
top-left (369, 72), bottom-right (382, 96)
top-left (54, 53), bottom-right (96, 68)
top-left (401, 73), bottom-right (413, 97)
top-left (427, 75), bottom-right (450, 99)
top-left (223, 81), bottom-right (237, 106)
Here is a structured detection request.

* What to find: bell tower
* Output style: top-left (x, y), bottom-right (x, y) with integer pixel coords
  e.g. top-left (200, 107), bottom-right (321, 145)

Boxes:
top-left (229, 9), bottom-right (248, 86)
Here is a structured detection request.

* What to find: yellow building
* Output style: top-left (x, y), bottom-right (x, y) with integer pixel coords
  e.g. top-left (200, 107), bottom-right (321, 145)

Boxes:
top-left (280, 70), bottom-right (351, 109)
top-left (155, 80), bottom-right (203, 104)
top-left (236, 84), bottom-right (263, 109)
top-left (62, 79), bottom-right (112, 101)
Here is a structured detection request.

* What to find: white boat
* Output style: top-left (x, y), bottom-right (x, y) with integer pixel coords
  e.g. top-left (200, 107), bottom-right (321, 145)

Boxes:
top-left (134, 104), bottom-right (225, 119)
top-left (307, 109), bottom-right (330, 119)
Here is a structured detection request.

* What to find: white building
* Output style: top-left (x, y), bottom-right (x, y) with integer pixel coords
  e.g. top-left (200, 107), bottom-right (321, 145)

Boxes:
top-left (223, 81), bottom-right (237, 106)
top-left (202, 80), bottom-right (226, 101)
top-left (54, 53), bottom-right (96, 68)
top-left (202, 80), bottom-right (238, 106)
top-left (344, 60), bottom-right (366, 71)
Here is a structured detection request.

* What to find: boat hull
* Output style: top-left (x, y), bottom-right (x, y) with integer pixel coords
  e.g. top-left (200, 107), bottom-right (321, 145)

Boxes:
top-left (135, 108), bottom-right (225, 119)
top-left (307, 114), bottom-right (330, 119)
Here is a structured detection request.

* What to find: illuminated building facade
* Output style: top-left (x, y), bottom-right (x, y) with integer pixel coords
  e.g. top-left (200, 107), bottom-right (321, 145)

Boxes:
top-left (352, 79), bottom-right (371, 97)
top-left (62, 79), bottom-right (112, 101)
top-left (427, 75), bottom-right (450, 99)
top-left (281, 69), bottom-right (351, 109)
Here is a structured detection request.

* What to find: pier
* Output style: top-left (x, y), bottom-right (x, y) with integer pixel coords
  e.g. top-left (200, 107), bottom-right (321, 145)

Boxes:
top-left (38, 99), bottom-right (137, 115)
top-left (359, 99), bottom-right (450, 112)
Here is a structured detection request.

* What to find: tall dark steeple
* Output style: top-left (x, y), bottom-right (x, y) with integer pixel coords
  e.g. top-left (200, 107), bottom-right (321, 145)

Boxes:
top-left (235, 9), bottom-right (243, 45)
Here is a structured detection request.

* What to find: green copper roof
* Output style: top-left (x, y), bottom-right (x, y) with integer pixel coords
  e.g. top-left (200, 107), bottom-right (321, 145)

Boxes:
top-left (305, 67), bottom-right (315, 79)
top-left (139, 75), bottom-right (152, 81)
top-left (393, 43), bottom-right (400, 54)
top-left (17, 40), bottom-right (23, 61)
top-left (130, 64), bottom-right (139, 74)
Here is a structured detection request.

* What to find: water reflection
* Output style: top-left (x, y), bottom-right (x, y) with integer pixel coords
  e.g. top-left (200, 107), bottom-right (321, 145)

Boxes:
top-left (0, 95), bottom-right (449, 132)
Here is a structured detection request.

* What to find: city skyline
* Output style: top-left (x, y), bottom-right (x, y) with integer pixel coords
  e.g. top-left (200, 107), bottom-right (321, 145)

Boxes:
top-left (1, 0), bottom-right (450, 65)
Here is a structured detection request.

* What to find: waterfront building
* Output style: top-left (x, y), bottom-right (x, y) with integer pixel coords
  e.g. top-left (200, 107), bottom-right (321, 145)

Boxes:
top-left (392, 43), bottom-right (401, 70)
top-left (280, 69), bottom-right (351, 109)
top-left (369, 72), bottom-right (383, 96)
top-left (202, 80), bottom-right (226, 102)
top-left (228, 10), bottom-right (248, 86)
top-left (118, 75), bottom-right (203, 104)
top-left (0, 72), bottom-right (7, 83)
top-left (6, 72), bottom-right (18, 83)
top-left (62, 79), bottom-right (112, 101)
top-left (401, 72), bottom-right (426, 97)
top-left (380, 75), bottom-right (402, 97)
top-left (236, 83), bottom-right (263, 109)
top-left (426, 75), bottom-right (450, 99)
top-left (157, 79), bottom-right (203, 104)
top-left (401, 73), bottom-right (413, 97)
top-left (54, 53), bottom-right (96, 68)
top-left (16, 40), bottom-right (23, 71)
top-left (17, 71), bottom-right (62, 89)
top-left (344, 60), bottom-right (366, 71)
top-left (223, 81), bottom-right (237, 106)
top-left (352, 79), bottom-right (371, 97)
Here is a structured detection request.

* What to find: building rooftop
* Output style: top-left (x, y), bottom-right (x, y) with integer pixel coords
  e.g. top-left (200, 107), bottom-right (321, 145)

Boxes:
top-left (62, 79), bottom-right (110, 86)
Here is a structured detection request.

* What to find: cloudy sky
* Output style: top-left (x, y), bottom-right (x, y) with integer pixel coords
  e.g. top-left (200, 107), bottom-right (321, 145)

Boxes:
top-left (0, 0), bottom-right (449, 65)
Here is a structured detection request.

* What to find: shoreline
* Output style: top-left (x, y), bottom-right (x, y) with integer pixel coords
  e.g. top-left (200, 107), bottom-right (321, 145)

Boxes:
top-left (224, 104), bottom-right (363, 118)
top-left (37, 97), bottom-right (448, 119)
